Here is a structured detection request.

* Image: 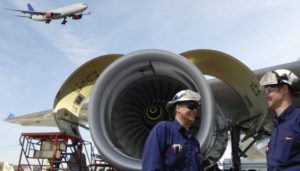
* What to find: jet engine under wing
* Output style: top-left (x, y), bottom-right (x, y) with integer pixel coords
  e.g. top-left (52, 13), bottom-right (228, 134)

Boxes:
top-left (88, 49), bottom-right (267, 170)
top-left (6, 49), bottom-right (300, 171)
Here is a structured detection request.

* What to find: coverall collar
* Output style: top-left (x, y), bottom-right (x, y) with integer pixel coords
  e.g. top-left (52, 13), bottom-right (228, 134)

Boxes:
top-left (174, 119), bottom-right (184, 131)
top-left (174, 119), bottom-right (192, 139)
top-left (272, 105), bottom-right (295, 126)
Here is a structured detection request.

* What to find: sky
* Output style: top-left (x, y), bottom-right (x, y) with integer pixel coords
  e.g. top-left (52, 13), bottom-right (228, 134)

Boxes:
top-left (1, 0), bottom-right (300, 165)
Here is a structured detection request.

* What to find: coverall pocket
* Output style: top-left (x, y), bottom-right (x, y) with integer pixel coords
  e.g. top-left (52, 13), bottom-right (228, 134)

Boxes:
top-left (273, 136), bottom-right (294, 163)
top-left (165, 146), bottom-right (186, 169)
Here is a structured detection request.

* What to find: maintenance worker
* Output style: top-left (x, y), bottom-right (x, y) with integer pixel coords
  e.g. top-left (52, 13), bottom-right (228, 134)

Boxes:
top-left (142, 89), bottom-right (203, 171)
top-left (260, 69), bottom-right (300, 170)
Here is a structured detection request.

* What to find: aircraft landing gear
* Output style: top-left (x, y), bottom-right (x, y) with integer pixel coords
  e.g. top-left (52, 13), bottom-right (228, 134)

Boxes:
top-left (61, 17), bottom-right (67, 25)
top-left (219, 115), bottom-right (265, 171)
top-left (45, 19), bottom-right (51, 24)
top-left (230, 125), bottom-right (241, 171)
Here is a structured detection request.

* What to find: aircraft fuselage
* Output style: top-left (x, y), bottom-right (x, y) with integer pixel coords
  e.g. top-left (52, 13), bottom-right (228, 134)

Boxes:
top-left (31, 3), bottom-right (88, 21)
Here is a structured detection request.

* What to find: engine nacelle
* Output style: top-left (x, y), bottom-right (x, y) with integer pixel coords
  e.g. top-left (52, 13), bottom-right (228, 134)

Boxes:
top-left (89, 50), bottom-right (215, 170)
top-left (44, 12), bottom-right (53, 18)
top-left (72, 14), bottom-right (82, 20)
top-left (54, 49), bottom-right (267, 171)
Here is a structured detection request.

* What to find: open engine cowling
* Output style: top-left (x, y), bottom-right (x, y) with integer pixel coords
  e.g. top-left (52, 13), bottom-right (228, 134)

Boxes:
top-left (54, 49), bottom-right (266, 171)
top-left (89, 50), bottom-right (215, 170)
top-left (87, 49), bottom-right (267, 170)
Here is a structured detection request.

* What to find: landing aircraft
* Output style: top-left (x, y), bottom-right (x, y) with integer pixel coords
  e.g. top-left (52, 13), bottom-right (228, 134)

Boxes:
top-left (5, 49), bottom-right (300, 170)
top-left (4, 3), bottom-right (89, 24)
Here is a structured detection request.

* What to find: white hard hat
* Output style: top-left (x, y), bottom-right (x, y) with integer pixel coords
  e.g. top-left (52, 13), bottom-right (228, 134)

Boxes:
top-left (259, 69), bottom-right (300, 96)
top-left (259, 69), bottom-right (298, 87)
top-left (166, 89), bottom-right (201, 113)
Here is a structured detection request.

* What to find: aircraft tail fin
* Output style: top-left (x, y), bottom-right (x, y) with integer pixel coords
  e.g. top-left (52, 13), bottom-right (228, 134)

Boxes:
top-left (27, 3), bottom-right (35, 12)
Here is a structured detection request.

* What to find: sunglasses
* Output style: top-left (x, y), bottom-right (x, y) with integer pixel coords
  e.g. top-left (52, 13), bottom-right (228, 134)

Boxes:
top-left (264, 84), bottom-right (283, 94)
top-left (180, 101), bottom-right (199, 110)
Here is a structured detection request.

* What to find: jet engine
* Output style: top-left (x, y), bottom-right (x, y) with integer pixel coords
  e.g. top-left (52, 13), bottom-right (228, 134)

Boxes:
top-left (44, 12), bottom-right (53, 18)
top-left (72, 14), bottom-right (82, 20)
top-left (53, 49), bottom-right (267, 171)
top-left (88, 49), bottom-right (267, 170)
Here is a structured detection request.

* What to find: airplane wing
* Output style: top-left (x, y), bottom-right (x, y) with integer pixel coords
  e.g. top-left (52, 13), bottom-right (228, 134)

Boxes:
top-left (15, 15), bottom-right (30, 18)
top-left (5, 109), bottom-right (57, 127)
top-left (3, 7), bottom-right (61, 16)
top-left (5, 104), bottom-right (89, 128)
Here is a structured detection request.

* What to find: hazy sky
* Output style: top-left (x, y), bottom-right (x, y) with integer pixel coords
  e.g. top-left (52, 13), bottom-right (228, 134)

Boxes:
top-left (1, 0), bottom-right (300, 164)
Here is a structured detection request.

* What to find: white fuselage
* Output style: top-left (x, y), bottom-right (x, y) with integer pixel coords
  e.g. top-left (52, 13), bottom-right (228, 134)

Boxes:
top-left (31, 3), bottom-right (88, 21)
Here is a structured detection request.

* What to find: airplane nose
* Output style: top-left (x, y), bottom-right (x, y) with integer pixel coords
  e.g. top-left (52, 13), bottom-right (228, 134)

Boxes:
top-left (81, 4), bottom-right (88, 10)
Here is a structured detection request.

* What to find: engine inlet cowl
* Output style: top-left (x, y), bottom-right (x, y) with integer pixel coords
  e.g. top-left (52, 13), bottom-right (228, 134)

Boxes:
top-left (89, 49), bottom-right (215, 171)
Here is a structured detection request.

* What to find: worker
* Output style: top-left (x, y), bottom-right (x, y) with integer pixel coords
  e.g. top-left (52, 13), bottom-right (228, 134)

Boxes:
top-left (142, 89), bottom-right (203, 171)
top-left (259, 69), bottom-right (300, 170)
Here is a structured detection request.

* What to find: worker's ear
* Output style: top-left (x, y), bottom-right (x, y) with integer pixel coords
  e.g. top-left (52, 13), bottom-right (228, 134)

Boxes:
top-left (281, 84), bottom-right (291, 95)
top-left (175, 104), bottom-right (181, 110)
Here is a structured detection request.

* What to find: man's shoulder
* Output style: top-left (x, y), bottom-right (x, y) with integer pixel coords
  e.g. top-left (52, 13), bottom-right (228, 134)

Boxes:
top-left (291, 107), bottom-right (300, 118)
top-left (295, 107), bottom-right (300, 113)
top-left (154, 120), bottom-right (172, 127)
top-left (152, 120), bottom-right (174, 131)
top-left (287, 107), bottom-right (300, 132)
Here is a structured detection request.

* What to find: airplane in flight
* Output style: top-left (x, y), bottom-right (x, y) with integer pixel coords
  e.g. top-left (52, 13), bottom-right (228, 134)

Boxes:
top-left (5, 49), bottom-right (300, 170)
top-left (4, 3), bottom-right (89, 24)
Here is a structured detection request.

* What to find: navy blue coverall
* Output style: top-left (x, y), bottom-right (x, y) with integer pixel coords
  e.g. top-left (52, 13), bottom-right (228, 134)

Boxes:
top-left (267, 105), bottom-right (300, 171)
top-left (142, 120), bottom-right (203, 171)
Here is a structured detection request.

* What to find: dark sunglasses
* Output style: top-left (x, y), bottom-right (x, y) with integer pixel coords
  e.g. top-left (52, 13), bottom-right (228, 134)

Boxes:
top-left (180, 101), bottom-right (199, 110)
